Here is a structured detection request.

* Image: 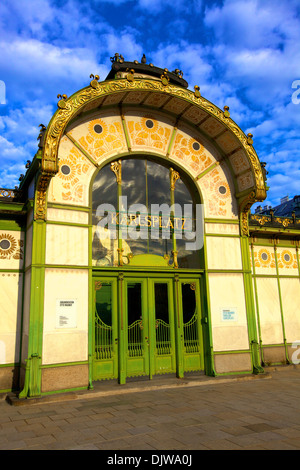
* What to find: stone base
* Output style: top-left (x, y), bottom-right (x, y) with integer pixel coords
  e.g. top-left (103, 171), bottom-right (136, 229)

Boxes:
top-left (214, 352), bottom-right (252, 374)
top-left (0, 365), bottom-right (19, 392)
top-left (262, 346), bottom-right (287, 365)
top-left (41, 364), bottom-right (89, 393)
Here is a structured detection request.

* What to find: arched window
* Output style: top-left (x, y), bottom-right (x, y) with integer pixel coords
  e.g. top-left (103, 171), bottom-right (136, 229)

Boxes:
top-left (92, 158), bottom-right (203, 269)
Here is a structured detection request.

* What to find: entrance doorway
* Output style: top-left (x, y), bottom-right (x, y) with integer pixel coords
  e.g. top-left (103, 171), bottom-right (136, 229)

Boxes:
top-left (92, 275), bottom-right (204, 383)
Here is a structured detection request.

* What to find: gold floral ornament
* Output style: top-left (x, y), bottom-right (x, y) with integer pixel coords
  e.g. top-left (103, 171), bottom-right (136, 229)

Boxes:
top-left (0, 233), bottom-right (23, 260)
top-left (126, 69), bottom-right (135, 82)
top-left (95, 281), bottom-right (102, 291)
top-left (223, 106), bottom-right (230, 118)
top-left (110, 159), bottom-right (122, 184)
top-left (194, 85), bottom-right (201, 98)
top-left (160, 70), bottom-right (170, 86)
top-left (170, 167), bottom-right (180, 190)
top-left (57, 94), bottom-right (68, 109)
top-left (247, 133), bottom-right (254, 145)
top-left (90, 74), bottom-right (100, 89)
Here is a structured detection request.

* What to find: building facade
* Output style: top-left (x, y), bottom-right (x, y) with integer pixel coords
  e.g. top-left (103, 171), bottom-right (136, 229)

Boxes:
top-left (0, 55), bottom-right (300, 399)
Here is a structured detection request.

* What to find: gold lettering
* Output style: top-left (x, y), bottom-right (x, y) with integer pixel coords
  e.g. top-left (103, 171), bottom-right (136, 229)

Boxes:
top-left (129, 214), bottom-right (137, 225)
top-left (173, 217), bottom-right (180, 229)
top-left (111, 212), bottom-right (117, 225)
top-left (166, 218), bottom-right (174, 229)
top-left (152, 215), bottom-right (159, 227)
top-left (120, 213), bottom-right (128, 227)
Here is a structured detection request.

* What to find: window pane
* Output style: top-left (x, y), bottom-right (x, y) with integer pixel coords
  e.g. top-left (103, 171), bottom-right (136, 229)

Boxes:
top-left (127, 283), bottom-right (143, 357)
top-left (95, 282), bottom-right (113, 359)
top-left (92, 157), bottom-right (201, 268)
top-left (182, 283), bottom-right (199, 353)
top-left (92, 164), bottom-right (118, 266)
top-left (154, 283), bottom-right (171, 355)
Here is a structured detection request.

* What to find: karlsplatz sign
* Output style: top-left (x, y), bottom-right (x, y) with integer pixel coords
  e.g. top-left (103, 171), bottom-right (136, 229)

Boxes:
top-left (95, 197), bottom-right (204, 251)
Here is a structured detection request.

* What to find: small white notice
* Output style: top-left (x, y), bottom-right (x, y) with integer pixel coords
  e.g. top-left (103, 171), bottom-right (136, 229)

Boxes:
top-left (56, 299), bottom-right (77, 329)
top-left (221, 308), bottom-right (238, 322)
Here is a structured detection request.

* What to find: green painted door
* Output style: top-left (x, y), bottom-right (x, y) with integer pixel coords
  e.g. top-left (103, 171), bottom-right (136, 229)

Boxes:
top-left (125, 278), bottom-right (176, 379)
top-left (125, 279), bottom-right (150, 379)
top-left (150, 279), bottom-right (176, 377)
top-left (93, 278), bottom-right (118, 380)
top-left (93, 276), bottom-right (204, 383)
top-left (175, 279), bottom-right (204, 374)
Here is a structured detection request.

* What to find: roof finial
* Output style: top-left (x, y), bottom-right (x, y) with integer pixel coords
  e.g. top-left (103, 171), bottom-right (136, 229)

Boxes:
top-left (110, 53), bottom-right (124, 63)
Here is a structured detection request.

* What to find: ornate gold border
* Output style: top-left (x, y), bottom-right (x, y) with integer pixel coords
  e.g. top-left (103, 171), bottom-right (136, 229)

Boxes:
top-left (37, 78), bottom-right (266, 222)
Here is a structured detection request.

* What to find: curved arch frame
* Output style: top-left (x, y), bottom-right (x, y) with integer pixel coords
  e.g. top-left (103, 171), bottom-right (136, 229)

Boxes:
top-left (37, 77), bottom-right (267, 236)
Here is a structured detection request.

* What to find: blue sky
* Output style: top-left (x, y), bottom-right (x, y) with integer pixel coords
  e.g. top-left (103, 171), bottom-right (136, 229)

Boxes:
top-left (0, 0), bottom-right (299, 209)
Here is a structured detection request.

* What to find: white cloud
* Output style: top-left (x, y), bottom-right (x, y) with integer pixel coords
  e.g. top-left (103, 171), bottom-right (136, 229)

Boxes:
top-left (205, 0), bottom-right (300, 49)
top-left (0, 0), bottom-right (298, 206)
top-left (0, 39), bottom-right (106, 105)
top-left (204, 0), bottom-right (300, 107)
top-left (97, 0), bottom-right (202, 14)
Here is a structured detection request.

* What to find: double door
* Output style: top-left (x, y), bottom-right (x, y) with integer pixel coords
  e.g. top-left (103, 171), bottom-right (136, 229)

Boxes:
top-left (93, 275), bottom-right (204, 383)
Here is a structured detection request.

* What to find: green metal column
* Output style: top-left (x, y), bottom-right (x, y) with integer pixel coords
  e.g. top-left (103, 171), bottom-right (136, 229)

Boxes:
top-left (19, 219), bottom-right (46, 398)
top-left (110, 160), bottom-right (123, 266)
top-left (274, 243), bottom-right (290, 364)
top-left (202, 234), bottom-right (216, 376)
top-left (118, 272), bottom-right (126, 384)
top-left (240, 236), bottom-right (264, 374)
top-left (250, 241), bottom-right (265, 365)
top-left (170, 168), bottom-right (180, 268)
top-left (174, 275), bottom-right (184, 378)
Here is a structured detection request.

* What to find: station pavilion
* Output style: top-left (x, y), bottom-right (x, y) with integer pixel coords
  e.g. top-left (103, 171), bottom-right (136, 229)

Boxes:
top-left (0, 54), bottom-right (299, 399)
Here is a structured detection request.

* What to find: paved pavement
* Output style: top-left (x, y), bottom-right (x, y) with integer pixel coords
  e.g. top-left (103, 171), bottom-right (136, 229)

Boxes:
top-left (1, 365), bottom-right (300, 451)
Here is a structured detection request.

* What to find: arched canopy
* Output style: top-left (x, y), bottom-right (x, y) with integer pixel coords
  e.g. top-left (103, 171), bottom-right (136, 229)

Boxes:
top-left (36, 67), bottom-right (267, 235)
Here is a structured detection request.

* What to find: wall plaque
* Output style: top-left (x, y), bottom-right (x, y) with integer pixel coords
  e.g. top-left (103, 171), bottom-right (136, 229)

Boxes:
top-left (56, 299), bottom-right (77, 328)
top-left (221, 308), bottom-right (238, 322)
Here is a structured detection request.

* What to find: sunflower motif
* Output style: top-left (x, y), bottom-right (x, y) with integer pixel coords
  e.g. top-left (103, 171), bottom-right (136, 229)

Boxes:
top-left (140, 116), bottom-right (159, 133)
top-left (0, 233), bottom-right (17, 258)
top-left (188, 138), bottom-right (203, 154)
top-left (215, 181), bottom-right (230, 199)
top-left (258, 249), bottom-right (270, 266)
top-left (88, 119), bottom-right (108, 138)
top-left (281, 249), bottom-right (293, 267)
top-left (58, 158), bottom-right (75, 181)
